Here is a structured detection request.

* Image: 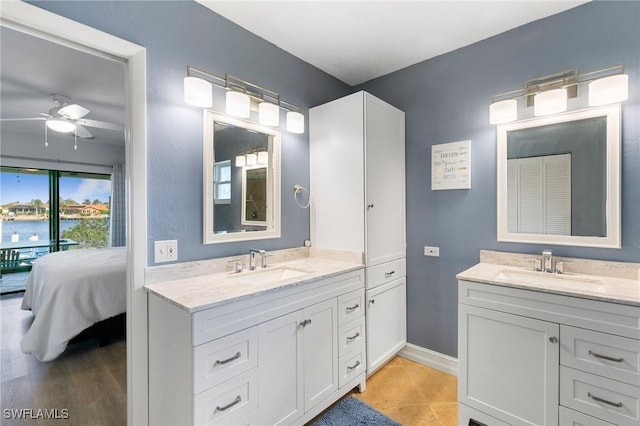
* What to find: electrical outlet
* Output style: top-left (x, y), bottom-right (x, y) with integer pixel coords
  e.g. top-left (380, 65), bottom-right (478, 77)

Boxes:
top-left (154, 240), bottom-right (178, 263)
top-left (424, 246), bottom-right (440, 257)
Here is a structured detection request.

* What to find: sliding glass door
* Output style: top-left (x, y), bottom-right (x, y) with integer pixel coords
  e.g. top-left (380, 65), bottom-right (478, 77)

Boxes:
top-left (0, 166), bottom-right (111, 291)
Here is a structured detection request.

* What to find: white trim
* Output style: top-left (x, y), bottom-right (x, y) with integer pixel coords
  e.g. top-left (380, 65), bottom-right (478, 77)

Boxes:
top-left (399, 343), bottom-right (458, 377)
top-left (497, 105), bottom-right (621, 249)
top-left (1, 2), bottom-right (150, 425)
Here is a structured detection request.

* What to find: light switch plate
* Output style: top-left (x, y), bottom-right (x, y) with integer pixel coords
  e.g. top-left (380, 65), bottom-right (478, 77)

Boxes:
top-left (424, 246), bottom-right (440, 257)
top-left (155, 240), bottom-right (178, 263)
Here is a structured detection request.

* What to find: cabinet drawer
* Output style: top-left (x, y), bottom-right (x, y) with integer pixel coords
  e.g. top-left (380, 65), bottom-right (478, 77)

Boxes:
top-left (338, 289), bottom-right (364, 325)
top-left (194, 327), bottom-right (258, 394)
top-left (194, 369), bottom-right (258, 426)
top-left (366, 258), bottom-right (405, 289)
top-left (561, 325), bottom-right (640, 386)
top-left (338, 316), bottom-right (365, 357)
top-left (559, 406), bottom-right (616, 426)
top-left (339, 351), bottom-right (365, 388)
top-left (560, 366), bottom-right (640, 425)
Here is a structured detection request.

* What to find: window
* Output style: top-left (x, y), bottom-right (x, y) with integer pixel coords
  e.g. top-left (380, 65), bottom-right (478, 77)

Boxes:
top-left (213, 160), bottom-right (231, 204)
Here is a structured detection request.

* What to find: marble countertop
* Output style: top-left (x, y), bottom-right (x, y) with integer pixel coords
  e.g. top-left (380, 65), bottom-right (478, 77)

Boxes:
top-left (145, 256), bottom-right (364, 313)
top-left (457, 262), bottom-right (640, 307)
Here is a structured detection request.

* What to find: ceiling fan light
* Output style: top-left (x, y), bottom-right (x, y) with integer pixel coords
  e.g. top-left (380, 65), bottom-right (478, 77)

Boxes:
top-left (226, 91), bottom-right (250, 118)
top-left (184, 76), bottom-right (213, 108)
top-left (286, 111), bottom-right (304, 134)
top-left (46, 118), bottom-right (76, 133)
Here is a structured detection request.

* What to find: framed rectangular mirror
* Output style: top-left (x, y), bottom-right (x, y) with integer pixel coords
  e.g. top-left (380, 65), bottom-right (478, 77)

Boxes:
top-left (203, 111), bottom-right (281, 244)
top-left (497, 105), bottom-right (621, 248)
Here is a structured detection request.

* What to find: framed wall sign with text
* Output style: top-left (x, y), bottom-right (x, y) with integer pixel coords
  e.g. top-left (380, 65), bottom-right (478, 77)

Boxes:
top-left (431, 140), bottom-right (471, 190)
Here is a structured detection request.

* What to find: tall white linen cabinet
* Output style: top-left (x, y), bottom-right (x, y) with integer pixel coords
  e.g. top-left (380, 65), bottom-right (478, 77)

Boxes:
top-left (310, 91), bottom-right (407, 374)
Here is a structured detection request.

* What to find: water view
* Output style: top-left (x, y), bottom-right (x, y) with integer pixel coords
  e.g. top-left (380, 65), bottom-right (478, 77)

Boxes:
top-left (1, 220), bottom-right (80, 243)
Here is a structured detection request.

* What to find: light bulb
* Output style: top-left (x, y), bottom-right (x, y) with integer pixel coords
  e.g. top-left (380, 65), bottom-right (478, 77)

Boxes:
top-left (589, 74), bottom-right (629, 106)
top-left (235, 155), bottom-right (246, 167)
top-left (246, 153), bottom-right (257, 166)
top-left (286, 111), bottom-right (304, 133)
top-left (489, 99), bottom-right (517, 124)
top-left (184, 76), bottom-right (212, 108)
top-left (259, 102), bottom-right (280, 126)
top-left (226, 91), bottom-right (250, 118)
top-left (46, 119), bottom-right (76, 133)
top-left (534, 88), bottom-right (567, 116)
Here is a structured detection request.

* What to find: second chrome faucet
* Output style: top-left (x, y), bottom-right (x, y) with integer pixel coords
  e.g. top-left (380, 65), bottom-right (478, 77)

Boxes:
top-left (249, 249), bottom-right (268, 270)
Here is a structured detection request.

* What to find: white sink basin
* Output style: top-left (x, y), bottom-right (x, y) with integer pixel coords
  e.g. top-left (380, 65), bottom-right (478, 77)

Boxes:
top-left (231, 266), bottom-right (312, 286)
top-left (495, 269), bottom-right (603, 286)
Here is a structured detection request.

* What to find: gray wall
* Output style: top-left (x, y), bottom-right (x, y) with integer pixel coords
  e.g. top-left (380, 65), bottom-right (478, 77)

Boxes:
top-left (358, 1), bottom-right (640, 357)
top-left (34, 1), bottom-right (640, 358)
top-left (31, 0), bottom-right (351, 265)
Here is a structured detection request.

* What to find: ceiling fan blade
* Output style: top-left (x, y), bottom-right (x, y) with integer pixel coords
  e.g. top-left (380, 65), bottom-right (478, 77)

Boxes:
top-left (74, 124), bottom-right (94, 139)
top-left (0, 117), bottom-right (46, 122)
top-left (58, 104), bottom-right (90, 120)
top-left (76, 118), bottom-right (124, 132)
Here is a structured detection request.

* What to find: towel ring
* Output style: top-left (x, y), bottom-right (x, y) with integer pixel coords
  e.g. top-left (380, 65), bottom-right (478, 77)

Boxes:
top-left (293, 184), bottom-right (310, 209)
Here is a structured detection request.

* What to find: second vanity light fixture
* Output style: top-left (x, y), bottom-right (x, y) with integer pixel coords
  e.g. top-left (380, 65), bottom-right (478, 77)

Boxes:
top-left (184, 65), bottom-right (305, 134)
top-left (489, 65), bottom-right (629, 124)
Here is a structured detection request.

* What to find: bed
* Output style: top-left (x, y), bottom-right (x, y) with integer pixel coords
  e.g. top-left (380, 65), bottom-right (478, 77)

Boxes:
top-left (20, 247), bottom-right (126, 361)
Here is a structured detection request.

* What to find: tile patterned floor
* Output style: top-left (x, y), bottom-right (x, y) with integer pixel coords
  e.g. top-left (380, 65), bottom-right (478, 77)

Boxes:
top-left (354, 356), bottom-right (458, 426)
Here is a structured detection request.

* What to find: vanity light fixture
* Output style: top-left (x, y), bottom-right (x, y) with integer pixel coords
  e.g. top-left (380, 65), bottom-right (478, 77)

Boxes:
top-left (184, 65), bottom-right (304, 132)
top-left (235, 155), bottom-right (246, 167)
top-left (489, 65), bottom-right (628, 124)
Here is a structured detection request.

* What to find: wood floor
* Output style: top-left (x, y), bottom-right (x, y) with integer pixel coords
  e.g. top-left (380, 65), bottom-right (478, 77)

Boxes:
top-left (354, 356), bottom-right (458, 426)
top-left (0, 293), bottom-right (126, 425)
top-left (2, 291), bottom-right (456, 426)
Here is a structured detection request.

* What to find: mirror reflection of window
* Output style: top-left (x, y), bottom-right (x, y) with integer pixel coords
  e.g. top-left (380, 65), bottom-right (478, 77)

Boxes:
top-left (213, 160), bottom-right (231, 205)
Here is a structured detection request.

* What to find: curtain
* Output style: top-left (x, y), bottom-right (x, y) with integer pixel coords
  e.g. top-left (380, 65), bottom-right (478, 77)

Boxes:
top-left (110, 163), bottom-right (126, 247)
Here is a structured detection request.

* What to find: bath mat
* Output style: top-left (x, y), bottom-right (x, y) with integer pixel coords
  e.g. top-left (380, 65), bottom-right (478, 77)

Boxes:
top-left (311, 396), bottom-right (401, 426)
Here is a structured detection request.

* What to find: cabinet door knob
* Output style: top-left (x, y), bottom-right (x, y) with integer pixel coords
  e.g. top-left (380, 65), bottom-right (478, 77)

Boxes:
top-left (549, 336), bottom-right (558, 344)
top-left (367, 204), bottom-right (374, 209)
top-left (299, 319), bottom-right (311, 328)
top-left (368, 299), bottom-right (375, 305)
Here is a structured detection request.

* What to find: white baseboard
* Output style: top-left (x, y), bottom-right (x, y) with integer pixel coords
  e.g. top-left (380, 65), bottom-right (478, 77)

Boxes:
top-left (399, 343), bottom-right (458, 377)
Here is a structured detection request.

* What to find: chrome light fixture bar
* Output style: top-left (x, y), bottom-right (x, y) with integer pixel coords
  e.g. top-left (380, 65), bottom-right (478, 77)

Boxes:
top-left (489, 64), bottom-right (628, 124)
top-left (184, 65), bottom-right (305, 133)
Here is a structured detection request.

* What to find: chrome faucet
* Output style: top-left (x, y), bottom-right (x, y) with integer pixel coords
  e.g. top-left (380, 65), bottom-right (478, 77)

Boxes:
top-left (249, 249), bottom-right (266, 270)
top-left (542, 250), bottom-right (553, 273)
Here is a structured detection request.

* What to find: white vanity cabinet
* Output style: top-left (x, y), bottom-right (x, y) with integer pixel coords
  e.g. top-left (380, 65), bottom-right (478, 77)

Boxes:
top-left (458, 280), bottom-right (640, 426)
top-left (148, 269), bottom-right (366, 426)
top-left (310, 91), bottom-right (406, 374)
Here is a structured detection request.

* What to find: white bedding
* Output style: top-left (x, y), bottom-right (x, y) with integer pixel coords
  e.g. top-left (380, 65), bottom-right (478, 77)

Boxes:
top-left (21, 247), bottom-right (126, 361)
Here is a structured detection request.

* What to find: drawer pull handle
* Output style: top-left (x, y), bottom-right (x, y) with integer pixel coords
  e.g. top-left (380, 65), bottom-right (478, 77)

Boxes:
top-left (589, 350), bottom-right (624, 363)
top-left (214, 395), bottom-right (241, 413)
top-left (588, 392), bottom-right (623, 408)
top-left (385, 270), bottom-right (395, 278)
top-left (214, 352), bottom-right (241, 366)
top-left (347, 361), bottom-right (361, 372)
top-left (346, 304), bottom-right (360, 312)
top-left (346, 332), bottom-right (360, 342)
top-left (299, 319), bottom-right (312, 328)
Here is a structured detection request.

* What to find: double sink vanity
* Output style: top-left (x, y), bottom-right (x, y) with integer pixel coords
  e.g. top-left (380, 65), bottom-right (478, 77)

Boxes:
top-left (457, 250), bottom-right (640, 426)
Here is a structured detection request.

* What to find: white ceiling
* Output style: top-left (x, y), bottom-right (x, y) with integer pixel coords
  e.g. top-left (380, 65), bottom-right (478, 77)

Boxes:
top-left (0, 26), bottom-right (126, 147)
top-left (197, 0), bottom-right (588, 86)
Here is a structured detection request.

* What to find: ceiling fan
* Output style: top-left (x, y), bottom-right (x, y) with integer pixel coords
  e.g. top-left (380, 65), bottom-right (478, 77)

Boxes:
top-left (1, 94), bottom-right (124, 139)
